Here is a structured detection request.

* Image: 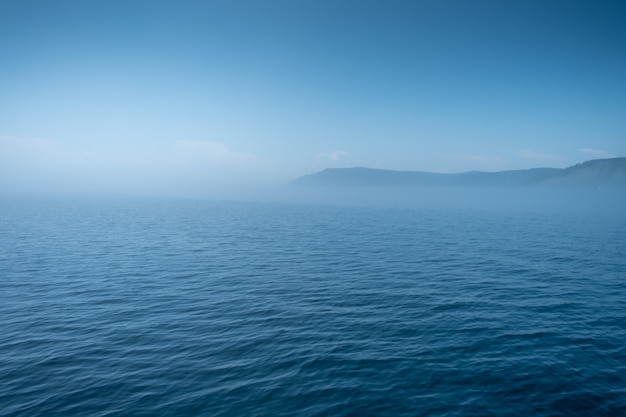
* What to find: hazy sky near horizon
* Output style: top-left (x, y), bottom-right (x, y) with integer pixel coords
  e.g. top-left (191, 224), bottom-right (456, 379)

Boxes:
top-left (1, 0), bottom-right (625, 196)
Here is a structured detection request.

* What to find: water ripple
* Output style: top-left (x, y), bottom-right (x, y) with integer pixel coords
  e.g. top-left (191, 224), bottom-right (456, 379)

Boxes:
top-left (1, 199), bottom-right (625, 416)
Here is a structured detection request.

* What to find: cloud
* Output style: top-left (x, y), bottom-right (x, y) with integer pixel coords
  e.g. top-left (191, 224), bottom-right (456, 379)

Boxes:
top-left (517, 149), bottom-right (564, 162)
top-left (0, 135), bottom-right (110, 194)
top-left (170, 140), bottom-right (279, 189)
top-left (0, 135), bottom-right (277, 197)
top-left (317, 150), bottom-right (349, 161)
top-left (171, 140), bottom-right (277, 189)
top-left (0, 135), bottom-right (54, 150)
top-left (443, 153), bottom-right (507, 172)
top-left (446, 153), bottom-right (504, 164)
top-left (578, 148), bottom-right (614, 158)
top-left (174, 140), bottom-right (256, 164)
top-left (1, 135), bottom-right (61, 156)
top-left (0, 135), bottom-right (96, 165)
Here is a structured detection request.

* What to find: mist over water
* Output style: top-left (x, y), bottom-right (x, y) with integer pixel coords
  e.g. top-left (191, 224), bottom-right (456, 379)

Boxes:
top-left (270, 185), bottom-right (626, 215)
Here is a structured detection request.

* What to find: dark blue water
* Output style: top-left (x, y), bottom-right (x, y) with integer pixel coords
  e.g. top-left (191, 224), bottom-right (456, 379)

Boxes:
top-left (1, 197), bottom-right (625, 416)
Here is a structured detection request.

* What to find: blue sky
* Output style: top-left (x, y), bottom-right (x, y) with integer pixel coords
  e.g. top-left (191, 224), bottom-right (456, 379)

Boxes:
top-left (1, 0), bottom-right (625, 196)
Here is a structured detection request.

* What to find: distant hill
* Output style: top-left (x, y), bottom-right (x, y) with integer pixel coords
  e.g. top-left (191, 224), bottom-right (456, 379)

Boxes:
top-left (293, 157), bottom-right (626, 187)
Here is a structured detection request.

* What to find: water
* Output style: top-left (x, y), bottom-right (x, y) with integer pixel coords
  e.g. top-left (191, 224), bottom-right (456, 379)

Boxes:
top-left (1, 197), bottom-right (625, 416)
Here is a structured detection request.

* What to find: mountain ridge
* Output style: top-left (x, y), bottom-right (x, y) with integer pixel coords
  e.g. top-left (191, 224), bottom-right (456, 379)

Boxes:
top-left (293, 157), bottom-right (626, 187)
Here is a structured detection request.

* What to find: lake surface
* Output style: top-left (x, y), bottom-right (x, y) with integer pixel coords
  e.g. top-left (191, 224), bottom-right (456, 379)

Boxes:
top-left (1, 197), bottom-right (625, 416)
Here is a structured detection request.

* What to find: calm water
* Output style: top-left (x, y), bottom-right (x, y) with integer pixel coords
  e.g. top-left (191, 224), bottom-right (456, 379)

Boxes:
top-left (1, 197), bottom-right (625, 416)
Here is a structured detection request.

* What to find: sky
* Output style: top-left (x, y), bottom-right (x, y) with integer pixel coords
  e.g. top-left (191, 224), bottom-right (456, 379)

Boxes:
top-left (1, 0), bottom-right (625, 197)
